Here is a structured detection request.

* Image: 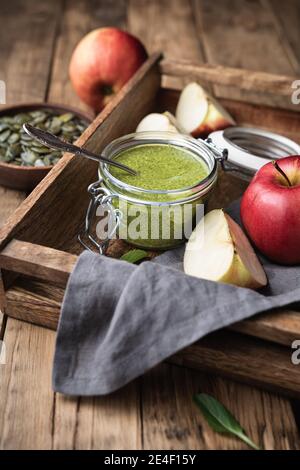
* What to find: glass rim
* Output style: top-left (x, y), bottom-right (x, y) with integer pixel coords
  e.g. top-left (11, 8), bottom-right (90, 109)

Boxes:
top-left (100, 131), bottom-right (217, 196)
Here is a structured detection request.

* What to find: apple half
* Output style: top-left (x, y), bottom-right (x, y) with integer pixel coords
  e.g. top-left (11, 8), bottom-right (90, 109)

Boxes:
top-left (176, 82), bottom-right (235, 138)
top-left (184, 209), bottom-right (267, 289)
top-left (136, 112), bottom-right (180, 133)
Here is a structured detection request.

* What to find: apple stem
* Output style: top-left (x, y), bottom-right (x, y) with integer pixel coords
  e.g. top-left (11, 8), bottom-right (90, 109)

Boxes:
top-left (272, 160), bottom-right (292, 187)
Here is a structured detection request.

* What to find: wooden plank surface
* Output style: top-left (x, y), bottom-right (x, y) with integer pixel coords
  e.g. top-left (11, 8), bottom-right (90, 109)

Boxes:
top-left (53, 385), bottom-right (142, 450)
top-left (0, 0), bottom-right (142, 451)
top-left (265, 0), bottom-right (300, 74)
top-left (128, 0), bottom-right (204, 89)
top-left (0, 1), bottom-right (62, 107)
top-left (0, 240), bottom-right (77, 285)
top-left (191, 0), bottom-right (298, 107)
top-left (160, 60), bottom-right (297, 97)
top-left (141, 364), bottom-right (299, 450)
top-left (0, 0), bottom-right (64, 451)
top-left (0, 188), bottom-right (24, 330)
top-left (0, 0), bottom-right (300, 450)
top-left (0, 0), bottom-right (58, 328)
top-left (169, 331), bottom-right (300, 399)
top-left (128, 0), bottom-right (300, 449)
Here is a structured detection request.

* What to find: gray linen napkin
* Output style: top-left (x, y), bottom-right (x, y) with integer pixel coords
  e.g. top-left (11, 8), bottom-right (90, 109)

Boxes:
top-left (53, 202), bottom-right (300, 395)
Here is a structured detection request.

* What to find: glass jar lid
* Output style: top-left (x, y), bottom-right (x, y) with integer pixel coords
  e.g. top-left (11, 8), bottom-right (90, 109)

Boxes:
top-left (208, 126), bottom-right (300, 174)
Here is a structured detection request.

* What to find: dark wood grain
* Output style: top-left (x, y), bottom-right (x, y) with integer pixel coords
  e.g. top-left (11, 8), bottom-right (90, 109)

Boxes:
top-left (169, 330), bottom-right (300, 399)
top-left (0, 240), bottom-right (77, 285)
top-left (266, 0), bottom-right (300, 73)
top-left (231, 309), bottom-right (300, 346)
top-left (128, 0), bottom-right (205, 89)
top-left (160, 59), bottom-right (297, 97)
top-left (191, 0), bottom-right (298, 108)
top-left (141, 364), bottom-right (300, 449)
top-left (0, 1), bottom-right (62, 107)
top-left (5, 278), bottom-right (63, 330)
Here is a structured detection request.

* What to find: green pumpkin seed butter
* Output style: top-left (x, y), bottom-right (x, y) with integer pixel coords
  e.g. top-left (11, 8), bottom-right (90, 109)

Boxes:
top-left (110, 144), bottom-right (208, 193)
top-left (105, 143), bottom-right (210, 249)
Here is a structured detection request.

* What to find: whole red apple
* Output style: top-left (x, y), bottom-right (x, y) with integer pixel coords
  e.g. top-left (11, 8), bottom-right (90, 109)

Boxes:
top-left (69, 28), bottom-right (148, 112)
top-left (241, 156), bottom-right (300, 265)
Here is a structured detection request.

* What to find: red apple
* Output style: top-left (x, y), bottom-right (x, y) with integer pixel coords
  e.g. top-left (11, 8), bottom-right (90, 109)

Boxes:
top-left (241, 156), bottom-right (300, 265)
top-left (69, 28), bottom-right (148, 112)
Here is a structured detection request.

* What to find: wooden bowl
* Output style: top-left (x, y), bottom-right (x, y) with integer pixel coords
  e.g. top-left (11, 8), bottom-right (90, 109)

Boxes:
top-left (0, 103), bottom-right (92, 191)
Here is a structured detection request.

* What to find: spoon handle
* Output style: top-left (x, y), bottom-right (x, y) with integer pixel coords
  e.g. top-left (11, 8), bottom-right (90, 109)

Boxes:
top-left (23, 123), bottom-right (137, 176)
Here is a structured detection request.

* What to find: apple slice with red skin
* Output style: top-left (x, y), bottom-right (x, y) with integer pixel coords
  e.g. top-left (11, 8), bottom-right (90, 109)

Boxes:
top-left (176, 82), bottom-right (235, 138)
top-left (241, 155), bottom-right (300, 265)
top-left (184, 209), bottom-right (267, 289)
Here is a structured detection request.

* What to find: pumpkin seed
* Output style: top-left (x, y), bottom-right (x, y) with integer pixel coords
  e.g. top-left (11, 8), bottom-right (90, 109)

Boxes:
top-left (8, 143), bottom-right (21, 157)
top-left (21, 150), bottom-right (38, 165)
top-left (76, 123), bottom-right (86, 133)
top-left (8, 132), bottom-right (20, 144)
top-left (59, 112), bottom-right (74, 123)
top-left (32, 113), bottom-right (47, 125)
top-left (4, 149), bottom-right (14, 162)
top-left (61, 123), bottom-right (76, 133)
top-left (20, 136), bottom-right (33, 144)
top-left (34, 158), bottom-right (46, 167)
top-left (29, 110), bottom-right (44, 119)
top-left (0, 108), bottom-right (87, 167)
top-left (0, 129), bottom-right (11, 142)
top-left (32, 145), bottom-right (51, 154)
top-left (43, 156), bottom-right (51, 166)
top-left (51, 151), bottom-right (62, 160)
top-left (1, 116), bottom-right (14, 124)
top-left (48, 117), bottom-right (62, 134)
top-left (0, 122), bottom-right (10, 132)
top-left (14, 113), bottom-right (31, 124)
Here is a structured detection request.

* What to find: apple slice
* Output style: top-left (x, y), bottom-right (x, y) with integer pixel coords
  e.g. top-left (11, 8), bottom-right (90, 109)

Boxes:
top-left (176, 82), bottom-right (235, 138)
top-left (175, 83), bottom-right (208, 135)
top-left (184, 209), bottom-right (267, 289)
top-left (136, 112), bottom-right (180, 133)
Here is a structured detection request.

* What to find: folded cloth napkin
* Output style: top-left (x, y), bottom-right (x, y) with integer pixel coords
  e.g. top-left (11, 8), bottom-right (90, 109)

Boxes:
top-left (53, 202), bottom-right (300, 396)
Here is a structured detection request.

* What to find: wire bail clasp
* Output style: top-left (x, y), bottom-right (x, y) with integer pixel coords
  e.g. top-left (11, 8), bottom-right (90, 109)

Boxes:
top-left (78, 180), bottom-right (121, 254)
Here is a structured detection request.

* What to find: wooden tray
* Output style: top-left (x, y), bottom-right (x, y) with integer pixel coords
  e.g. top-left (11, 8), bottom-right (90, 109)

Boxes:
top-left (1, 53), bottom-right (300, 397)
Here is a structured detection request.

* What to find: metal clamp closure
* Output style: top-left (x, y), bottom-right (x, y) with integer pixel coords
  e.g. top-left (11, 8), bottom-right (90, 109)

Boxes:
top-left (205, 137), bottom-right (252, 180)
top-left (78, 180), bottom-right (121, 254)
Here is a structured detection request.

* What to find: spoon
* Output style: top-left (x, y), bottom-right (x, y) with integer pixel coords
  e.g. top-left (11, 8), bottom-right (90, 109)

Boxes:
top-left (23, 123), bottom-right (138, 176)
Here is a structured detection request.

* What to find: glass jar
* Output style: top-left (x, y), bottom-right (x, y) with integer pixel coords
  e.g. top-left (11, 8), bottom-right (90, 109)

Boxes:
top-left (79, 132), bottom-right (227, 253)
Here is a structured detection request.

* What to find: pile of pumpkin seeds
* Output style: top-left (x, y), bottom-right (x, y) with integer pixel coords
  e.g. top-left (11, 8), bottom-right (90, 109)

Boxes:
top-left (0, 109), bottom-right (88, 167)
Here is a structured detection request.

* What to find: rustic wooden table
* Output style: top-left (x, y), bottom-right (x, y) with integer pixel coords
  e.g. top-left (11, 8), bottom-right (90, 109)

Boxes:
top-left (0, 0), bottom-right (300, 450)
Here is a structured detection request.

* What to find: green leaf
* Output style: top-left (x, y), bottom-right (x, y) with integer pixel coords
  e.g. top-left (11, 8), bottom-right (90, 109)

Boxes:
top-left (194, 393), bottom-right (261, 450)
top-left (120, 249), bottom-right (149, 264)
